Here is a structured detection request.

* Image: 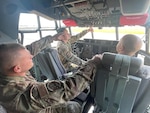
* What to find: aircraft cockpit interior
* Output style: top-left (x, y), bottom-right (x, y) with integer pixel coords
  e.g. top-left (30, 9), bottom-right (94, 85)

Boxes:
top-left (0, 0), bottom-right (150, 113)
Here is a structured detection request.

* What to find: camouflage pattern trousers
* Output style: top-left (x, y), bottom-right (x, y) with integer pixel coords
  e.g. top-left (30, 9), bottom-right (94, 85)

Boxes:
top-left (39, 101), bottom-right (81, 113)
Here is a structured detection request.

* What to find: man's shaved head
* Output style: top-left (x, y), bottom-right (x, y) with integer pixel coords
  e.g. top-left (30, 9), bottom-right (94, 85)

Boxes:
top-left (0, 43), bottom-right (25, 73)
top-left (116, 34), bottom-right (143, 56)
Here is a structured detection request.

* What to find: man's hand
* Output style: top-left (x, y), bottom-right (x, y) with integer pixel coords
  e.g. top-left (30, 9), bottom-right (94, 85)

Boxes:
top-left (88, 27), bottom-right (94, 32)
top-left (91, 54), bottom-right (103, 66)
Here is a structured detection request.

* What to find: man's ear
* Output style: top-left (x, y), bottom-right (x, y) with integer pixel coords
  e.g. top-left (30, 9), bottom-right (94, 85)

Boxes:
top-left (13, 65), bottom-right (21, 73)
top-left (119, 44), bottom-right (124, 52)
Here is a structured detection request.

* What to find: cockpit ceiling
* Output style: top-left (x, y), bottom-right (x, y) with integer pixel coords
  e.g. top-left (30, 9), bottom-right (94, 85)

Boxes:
top-left (28, 0), bottom-right (122, 27)
top-left (51, 0), bottom-right (121, 27)
top-left (1, 0), bottom-right (150, 28)
top-left (20, 0), bottom-right (150, 27)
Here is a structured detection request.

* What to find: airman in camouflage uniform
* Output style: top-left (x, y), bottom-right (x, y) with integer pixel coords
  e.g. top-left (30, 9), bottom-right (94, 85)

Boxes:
top-left (56, 27), bottom-right (93, 72)
top-left (0, 35), bottom-right (102, 113)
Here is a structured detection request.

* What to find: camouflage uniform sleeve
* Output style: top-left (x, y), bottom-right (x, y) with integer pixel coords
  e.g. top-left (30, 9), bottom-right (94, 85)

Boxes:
top-left (25, 35), bottom-right (54, 56)
top-left (57, 41), bottom-right (86, 66)
top-left (30, 60), bottom-right (97, 109)
top-left (69, 29), bottom-right (89, 43)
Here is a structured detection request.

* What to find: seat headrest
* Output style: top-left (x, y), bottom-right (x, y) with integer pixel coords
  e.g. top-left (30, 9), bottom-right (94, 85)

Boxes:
top-left (102, 52), bottom-right (142, 75)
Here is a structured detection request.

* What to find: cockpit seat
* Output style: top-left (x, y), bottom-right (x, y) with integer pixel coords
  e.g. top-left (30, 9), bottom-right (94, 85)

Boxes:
top-left (30, 48), bottom-right (67, 81)
top-left (132, 65), bottom-right (150, 113)
top-left (90, 52), bottom-right (143, 113)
